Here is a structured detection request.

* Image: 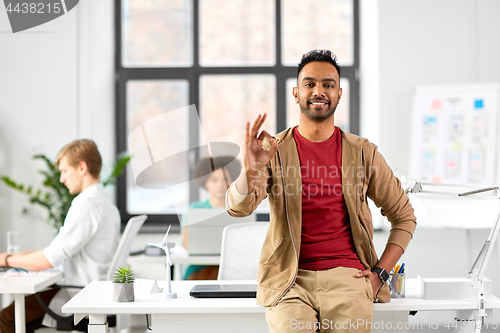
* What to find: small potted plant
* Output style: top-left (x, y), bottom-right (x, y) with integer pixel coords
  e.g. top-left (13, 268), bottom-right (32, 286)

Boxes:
top-left (112, 266), bottom-right (135, 302)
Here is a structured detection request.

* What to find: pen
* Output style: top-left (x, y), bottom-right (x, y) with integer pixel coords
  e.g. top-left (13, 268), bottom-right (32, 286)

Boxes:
top-left (394, 265), bottom-right (401, 274)
top-left (398, 263), bottom-right (405, 274)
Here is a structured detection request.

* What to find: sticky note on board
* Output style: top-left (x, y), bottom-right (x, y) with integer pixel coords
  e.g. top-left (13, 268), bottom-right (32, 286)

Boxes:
top-left (431, 99), bottom-right (442, 110)
top-left (474, 99), bottom-right (484, 109)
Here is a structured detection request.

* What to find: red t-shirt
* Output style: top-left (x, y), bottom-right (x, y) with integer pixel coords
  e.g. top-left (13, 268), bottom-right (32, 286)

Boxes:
top-left (293, 127), bottom-right (364, 271)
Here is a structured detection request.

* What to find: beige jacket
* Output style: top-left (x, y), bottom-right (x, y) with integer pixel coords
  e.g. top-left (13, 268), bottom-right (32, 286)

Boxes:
top-left (226, 126), bottom-right (416, 307)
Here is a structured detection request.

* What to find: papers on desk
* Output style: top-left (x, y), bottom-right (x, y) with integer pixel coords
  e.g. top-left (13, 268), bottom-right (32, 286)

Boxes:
top-left (2, 268), bottom-right (62, 278)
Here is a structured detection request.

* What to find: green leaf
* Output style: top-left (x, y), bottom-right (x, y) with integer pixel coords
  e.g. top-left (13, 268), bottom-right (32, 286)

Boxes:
top-left (29, 197), bottom-right (51, 210)
top-left (102, 153), bottom-right (131, 187)
top-left (1, 176), bottom-right (20, 189)
top-left (33, 154), bottom-right (56, 172)
top-left (113, 266), bottom-right (135, 284)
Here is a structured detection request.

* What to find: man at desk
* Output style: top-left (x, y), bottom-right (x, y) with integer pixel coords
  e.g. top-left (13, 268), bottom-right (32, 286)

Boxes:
top-left (226, 50), bottom-right (417, 332)
top-left (0, 139), bottom-right (120, 332)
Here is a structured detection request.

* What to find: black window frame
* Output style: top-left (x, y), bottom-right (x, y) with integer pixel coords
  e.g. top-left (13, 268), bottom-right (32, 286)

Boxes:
top-left (115, 0), bottom-right (360, 230)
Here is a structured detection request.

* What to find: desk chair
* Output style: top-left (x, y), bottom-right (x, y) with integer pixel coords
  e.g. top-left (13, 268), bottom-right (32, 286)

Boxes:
top-left (217, 222), bottom-right (270, 280)
top-left (29, 215), bottom-right (148, 333)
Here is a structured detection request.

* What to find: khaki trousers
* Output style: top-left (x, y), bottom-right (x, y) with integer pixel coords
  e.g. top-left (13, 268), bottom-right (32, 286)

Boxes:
top-left (266, 267), bottom-right (374, 333)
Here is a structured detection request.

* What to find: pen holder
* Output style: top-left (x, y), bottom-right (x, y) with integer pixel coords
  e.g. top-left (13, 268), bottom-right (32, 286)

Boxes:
top-left (389, 273), bottom-right (405, 298)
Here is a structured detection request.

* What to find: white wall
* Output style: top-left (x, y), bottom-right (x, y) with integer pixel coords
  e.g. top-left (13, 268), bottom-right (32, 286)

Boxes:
top-left (0, 1), bottom-right (115, 252)
top-left (359, 0), bottom-right (380, 145)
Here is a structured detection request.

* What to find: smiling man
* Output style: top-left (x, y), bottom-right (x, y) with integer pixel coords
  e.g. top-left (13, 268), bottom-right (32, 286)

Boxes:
top-left (226, 50), bottom-right (417, 332)
top-left (0, 139), bottom-right (120, 332)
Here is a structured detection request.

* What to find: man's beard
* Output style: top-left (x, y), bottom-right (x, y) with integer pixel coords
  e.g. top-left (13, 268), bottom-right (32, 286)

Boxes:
top-left (299, 99), bottom-right (337, 120)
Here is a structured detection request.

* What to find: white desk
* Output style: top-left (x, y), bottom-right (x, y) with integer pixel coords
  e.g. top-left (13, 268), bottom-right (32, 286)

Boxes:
top-left (0, 270), bottom-right (63, 333)
top-left (127, 246), bottom-right (220, 281)
top-left (63, 278), bottom-right (500, 333)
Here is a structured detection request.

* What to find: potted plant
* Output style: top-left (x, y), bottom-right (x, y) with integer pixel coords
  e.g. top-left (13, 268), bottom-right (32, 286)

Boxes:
top-left (112, 266), bottom-right (135, 302)
top-left (1, 153), bottom-right (130, 230)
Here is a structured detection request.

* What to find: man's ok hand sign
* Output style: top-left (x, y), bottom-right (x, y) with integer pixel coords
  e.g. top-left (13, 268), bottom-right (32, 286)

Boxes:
top-left (239, 113), bottom-right (278, 193)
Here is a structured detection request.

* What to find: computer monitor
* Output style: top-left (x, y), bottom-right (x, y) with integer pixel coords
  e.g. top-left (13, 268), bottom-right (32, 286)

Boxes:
top-left (185, 208), bottom-right (256, 256)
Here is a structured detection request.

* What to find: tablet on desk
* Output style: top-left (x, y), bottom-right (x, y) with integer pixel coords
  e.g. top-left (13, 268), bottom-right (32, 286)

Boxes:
top-left (190, 284), bottom-right (257, 298)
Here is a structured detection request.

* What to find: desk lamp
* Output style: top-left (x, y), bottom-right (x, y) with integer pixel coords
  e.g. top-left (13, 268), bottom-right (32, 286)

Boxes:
top-left (400, 172), bottom-right (499, 332)
top-left (149, 225), bottom-right (177, 298)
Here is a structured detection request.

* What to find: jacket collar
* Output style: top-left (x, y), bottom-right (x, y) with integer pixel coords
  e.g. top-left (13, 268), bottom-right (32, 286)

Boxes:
top-left (275, 125), bottom-right (365, 147)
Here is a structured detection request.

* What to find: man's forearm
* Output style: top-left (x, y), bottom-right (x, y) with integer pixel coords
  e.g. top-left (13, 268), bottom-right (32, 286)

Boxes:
top-left (2, 250), bottom-right (53, 271)
top-left (227, 163), bottom-right (270, 218)
top-left (374, 243), bottom-right (404, 273)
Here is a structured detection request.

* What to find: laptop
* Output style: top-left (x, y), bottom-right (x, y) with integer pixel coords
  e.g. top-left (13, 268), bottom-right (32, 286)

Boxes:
top-left (190, 284), bottom-right (258, 298)
top-left (186, 208), bottom-right (255, 256)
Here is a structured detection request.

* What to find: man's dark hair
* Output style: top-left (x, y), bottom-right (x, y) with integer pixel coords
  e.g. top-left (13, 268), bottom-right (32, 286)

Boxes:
top-left (297, 49), bottom-right (341, 78)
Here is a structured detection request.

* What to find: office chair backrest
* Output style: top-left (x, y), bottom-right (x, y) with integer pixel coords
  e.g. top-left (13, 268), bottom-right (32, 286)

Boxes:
top-left (106, 214), bottom-right (147, 281)
top-left (218, 221), bottom-right (270, 280)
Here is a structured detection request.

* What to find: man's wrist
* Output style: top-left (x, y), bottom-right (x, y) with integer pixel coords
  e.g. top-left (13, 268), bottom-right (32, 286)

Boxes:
top-left (245, 169), bottom-right (262, 192)
top-left (5, 254), bottom-right (12, 268)
top-left (372, 267), bottom-right (389, 285)
top-left (245, 168), bottom-right (261, 181)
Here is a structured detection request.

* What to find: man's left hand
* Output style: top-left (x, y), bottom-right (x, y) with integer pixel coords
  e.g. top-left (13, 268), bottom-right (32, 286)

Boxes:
top-left (355, 270), bottom-right (382, 300)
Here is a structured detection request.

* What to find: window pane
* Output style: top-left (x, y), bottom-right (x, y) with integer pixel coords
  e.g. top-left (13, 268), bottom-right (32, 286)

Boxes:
top-left (126, 80), bottom-right (189, 214)
top-left (200, 75), bottom-right (276, 150)
top-left (200, 75), bottom-right (276, 212)
top-left (281, 0), bottom-right (353, 66)
top-left (122, 0), bottom-right (192, 67)
top-left (199, 0), bottom-right (275, 66)
top-left (286, 78), bottom-right (350, 131)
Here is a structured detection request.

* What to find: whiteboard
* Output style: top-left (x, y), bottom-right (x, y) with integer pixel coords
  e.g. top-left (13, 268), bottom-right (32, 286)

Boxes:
top-left (411, 83), bottom-right (500, 186)
top-left (409, 83), bottom-right (500, 229)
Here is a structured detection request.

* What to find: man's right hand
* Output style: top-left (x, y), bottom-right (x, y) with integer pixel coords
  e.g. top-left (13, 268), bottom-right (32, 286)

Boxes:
top-left (236, 113), bottom-right (278, 194)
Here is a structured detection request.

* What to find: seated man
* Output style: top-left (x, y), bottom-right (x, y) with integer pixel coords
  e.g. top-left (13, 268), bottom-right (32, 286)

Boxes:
top-left (0, 139), bottom-right (120, 332)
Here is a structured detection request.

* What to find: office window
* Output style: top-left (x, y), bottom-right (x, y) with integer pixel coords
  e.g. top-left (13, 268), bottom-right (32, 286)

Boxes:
top-left (199, 0), bottom-right (275, 66)
top-left (116, 0), bottom-right (359, 228)
top-left (122, 0), bottom-right (193, 67)
top-left (200, 75), bottom-right (276, 149)
top-left (126, 80), bottom-right (189, 214)
top-left (281, 0), bottom-right (354, 66)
